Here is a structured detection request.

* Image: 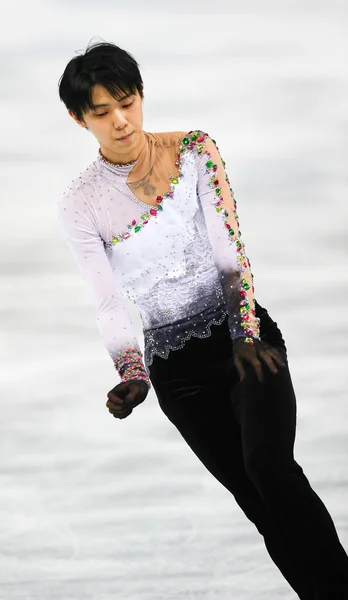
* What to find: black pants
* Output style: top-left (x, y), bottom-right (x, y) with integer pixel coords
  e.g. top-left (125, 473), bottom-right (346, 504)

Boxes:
top-left (148, 301), bottom-right (348, 599)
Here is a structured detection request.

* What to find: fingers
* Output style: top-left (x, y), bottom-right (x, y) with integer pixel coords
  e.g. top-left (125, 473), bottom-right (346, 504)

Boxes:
top-left (107, 388), bottom-right (132, 406)
top-left (258, 345), bottom-right (287, 382)
top-left (106, 397), bottom-right (125, 411)
top-left (235, 348), bottom-right (281, 384)
top-left (259, 350), bottom-right (279, 376)
top-left (234, 342), bottom-right (287, 387)
top-left (106, 398), bottom-right (133, 419)
top-left (106, 388), bottom-right (133, 419)
top-left (106, 382), bottom-right (146, 420)
top-left (260, 346), bottom-right (286, 376)
top-left (115, 409), bottom-right (133, 420)
top-left (234, 355), bottom-right (247, 383)
top-left (267, 346), bottom-right (286, 367)
top-left (236, 359), bottom-right (264, 384)
top-left (253, 359), bottom-right (264, 383)
top-left (116, 407), bottom-right (133, 419)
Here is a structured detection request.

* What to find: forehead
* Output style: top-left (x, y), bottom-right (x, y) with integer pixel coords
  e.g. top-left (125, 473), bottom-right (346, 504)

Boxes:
top-left (90, 84), bottom-right (132, 105)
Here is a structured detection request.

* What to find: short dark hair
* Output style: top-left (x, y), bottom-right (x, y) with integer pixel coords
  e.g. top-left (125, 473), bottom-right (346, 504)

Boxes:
top-left (58, 40), bottom-right (144, 122)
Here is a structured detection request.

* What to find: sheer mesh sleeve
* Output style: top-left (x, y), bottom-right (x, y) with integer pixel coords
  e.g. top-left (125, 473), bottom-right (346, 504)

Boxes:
top-left (195, 132), bottom-right (261, 344)
top-left (57, 184), bottom-right (151, 388)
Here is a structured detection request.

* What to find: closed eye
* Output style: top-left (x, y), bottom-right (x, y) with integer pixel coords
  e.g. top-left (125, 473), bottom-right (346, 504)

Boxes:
top-left (95, 102), bottom-right (134, 118)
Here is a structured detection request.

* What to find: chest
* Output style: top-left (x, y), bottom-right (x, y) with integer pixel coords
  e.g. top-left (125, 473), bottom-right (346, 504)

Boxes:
top-left (102, 152), bottom-right (199, 249)
top-left (102, 153), bottom-right (202, 297)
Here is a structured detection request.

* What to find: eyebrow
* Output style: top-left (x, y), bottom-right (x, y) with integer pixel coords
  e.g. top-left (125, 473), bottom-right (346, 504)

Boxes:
top-left (91, 93), bottom-right (132, 110)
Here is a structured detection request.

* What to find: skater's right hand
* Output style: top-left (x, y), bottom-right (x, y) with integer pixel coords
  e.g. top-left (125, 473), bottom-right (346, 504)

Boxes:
top-left (106, 379), bottom-right (149, 420)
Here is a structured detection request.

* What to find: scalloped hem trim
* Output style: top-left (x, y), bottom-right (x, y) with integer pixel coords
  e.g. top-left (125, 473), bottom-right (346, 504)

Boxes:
top-left (144, 309), bottom-right (228, 373)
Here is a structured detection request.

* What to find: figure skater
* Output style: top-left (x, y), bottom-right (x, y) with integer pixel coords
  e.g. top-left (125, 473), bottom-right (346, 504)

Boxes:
top-left (57, 41), bottom-right (348, 599)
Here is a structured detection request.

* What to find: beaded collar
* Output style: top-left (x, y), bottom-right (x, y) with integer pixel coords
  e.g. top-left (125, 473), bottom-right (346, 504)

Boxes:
top-left (97, 148), bottom-right (138, 171)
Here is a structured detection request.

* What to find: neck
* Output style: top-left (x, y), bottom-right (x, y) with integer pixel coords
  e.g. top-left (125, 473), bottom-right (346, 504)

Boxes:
top-left (99, 130), bottom-right (146, 165)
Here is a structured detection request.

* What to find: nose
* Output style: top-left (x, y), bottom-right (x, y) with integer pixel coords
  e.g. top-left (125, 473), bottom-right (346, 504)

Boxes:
top-left (112, 108), bottom-right (128, 129)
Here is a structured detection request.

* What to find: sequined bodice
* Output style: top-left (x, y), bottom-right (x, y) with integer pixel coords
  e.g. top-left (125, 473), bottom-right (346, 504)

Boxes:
top-left (57, 130), bottom-right (260, 378)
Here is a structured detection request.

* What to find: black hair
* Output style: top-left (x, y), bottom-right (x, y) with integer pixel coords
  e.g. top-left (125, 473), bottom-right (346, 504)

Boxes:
top-left (58, 40), bottom-right (144, 123)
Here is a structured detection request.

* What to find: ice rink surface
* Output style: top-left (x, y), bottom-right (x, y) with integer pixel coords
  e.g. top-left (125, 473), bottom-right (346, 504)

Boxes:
top-left (1, 1), bottom-right (348, 598)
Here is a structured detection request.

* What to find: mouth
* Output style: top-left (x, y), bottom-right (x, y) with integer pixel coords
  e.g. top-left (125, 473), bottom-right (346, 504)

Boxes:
top-left (117, 131), bottom-right (134, 142)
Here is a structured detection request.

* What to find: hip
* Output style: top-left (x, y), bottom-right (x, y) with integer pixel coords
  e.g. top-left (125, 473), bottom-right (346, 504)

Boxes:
top-left (148, 299), bottom-right (287, 386)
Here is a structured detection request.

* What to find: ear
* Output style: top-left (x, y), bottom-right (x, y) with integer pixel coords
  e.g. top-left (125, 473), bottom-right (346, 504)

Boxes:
top-left (68, 109), bottom-right (87, 129)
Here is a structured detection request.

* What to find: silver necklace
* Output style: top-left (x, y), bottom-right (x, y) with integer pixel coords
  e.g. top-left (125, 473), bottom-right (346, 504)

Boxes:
top-left (98, 149), bottom-right (156, 195)
top-left (128, 167), bottom-right (156, 196)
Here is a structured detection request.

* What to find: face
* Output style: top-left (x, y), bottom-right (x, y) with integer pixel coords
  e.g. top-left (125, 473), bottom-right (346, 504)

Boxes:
top-left (68, 84), bottom-right (144, 163)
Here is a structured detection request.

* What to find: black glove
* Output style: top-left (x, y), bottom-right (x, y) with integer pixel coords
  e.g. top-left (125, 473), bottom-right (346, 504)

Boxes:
top-left (106, 379), bottom-right (149, 420)
top-left (233, 337), bottom-right (286, 383)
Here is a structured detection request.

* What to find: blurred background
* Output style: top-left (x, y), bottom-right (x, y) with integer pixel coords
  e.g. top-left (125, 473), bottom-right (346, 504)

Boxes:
top-left (0, 1), bottom-right (347, 598)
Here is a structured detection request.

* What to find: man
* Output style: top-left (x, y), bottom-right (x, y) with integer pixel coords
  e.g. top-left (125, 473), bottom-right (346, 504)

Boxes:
top-left (58, 40), bottom-right (348, 598)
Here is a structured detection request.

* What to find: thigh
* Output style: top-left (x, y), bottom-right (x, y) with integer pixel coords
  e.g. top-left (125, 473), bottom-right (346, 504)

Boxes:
top-left (150, 370), bottom-right (278, 533)
top-left (231, 351), bottom-right (298, 477)
top-left (230, 301), bottom-right (297, 467)
top-left (149, 301), bottom-right (294, 484)
top-left (151, 369), bottom-right (249, 494)
top-left (148, 319), bottom-right (245, 493)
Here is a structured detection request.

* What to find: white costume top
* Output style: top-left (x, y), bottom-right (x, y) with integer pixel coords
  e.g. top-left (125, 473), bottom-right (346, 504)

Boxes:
top-left (57, 130), bottom-right (261, 386)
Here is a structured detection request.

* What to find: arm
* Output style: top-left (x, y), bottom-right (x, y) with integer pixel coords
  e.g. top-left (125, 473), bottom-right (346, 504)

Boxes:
top-left (194, 131), bottom-right (261, 346)
top-left (57, 184), bottom-right (151, 389)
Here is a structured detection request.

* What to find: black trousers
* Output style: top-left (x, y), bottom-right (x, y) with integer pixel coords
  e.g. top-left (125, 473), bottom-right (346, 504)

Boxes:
top-left (148, 301), bottom-right (348, 599)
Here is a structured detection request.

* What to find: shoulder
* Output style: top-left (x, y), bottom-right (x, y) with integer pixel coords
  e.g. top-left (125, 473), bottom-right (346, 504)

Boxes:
top-left (147, 130), bottom-right (187, 145)
top-left (58, 160), bottom-right (99, 207)
top-left (148, 129), bottom-right (213, 150)
top-left (149, 130), bottom-right (219, 168)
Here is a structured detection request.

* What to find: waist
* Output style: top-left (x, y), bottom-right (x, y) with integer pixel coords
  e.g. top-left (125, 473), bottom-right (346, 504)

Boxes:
top-left (145, 298), bottom-right (287, 372)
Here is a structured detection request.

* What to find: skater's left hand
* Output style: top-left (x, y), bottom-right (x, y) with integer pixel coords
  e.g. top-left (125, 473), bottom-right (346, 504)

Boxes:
top-left (233, 338), bottom-right (286, 384)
